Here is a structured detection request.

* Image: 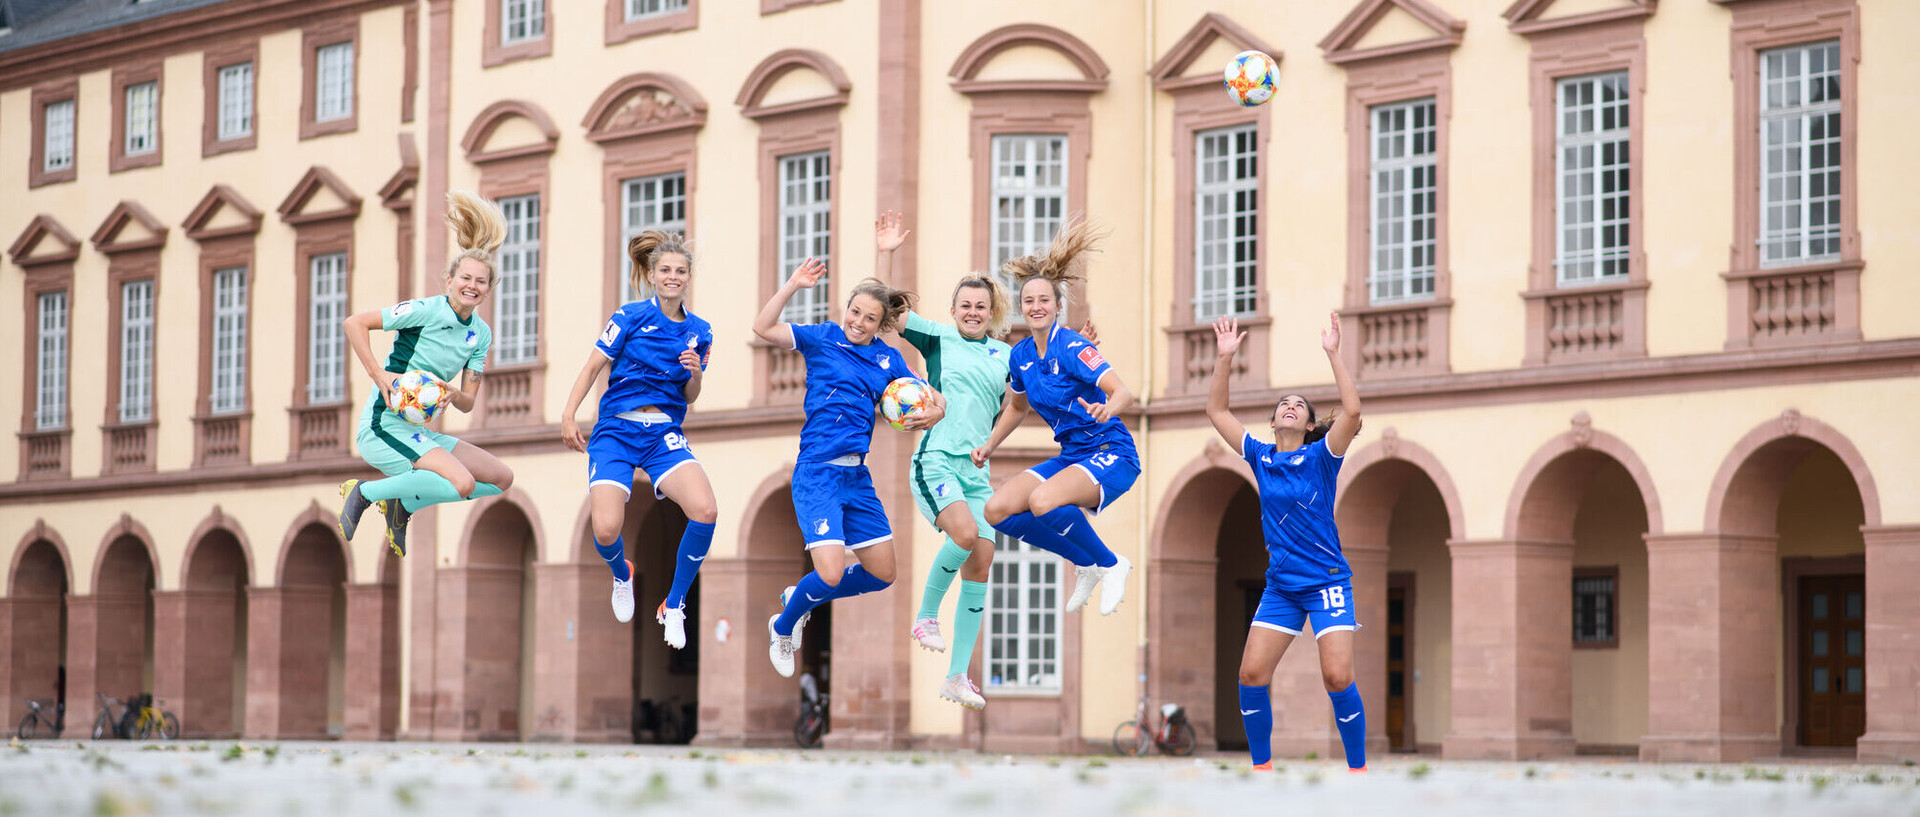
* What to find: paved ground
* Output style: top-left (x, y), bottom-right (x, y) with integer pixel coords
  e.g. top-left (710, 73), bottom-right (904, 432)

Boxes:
top-left (1, 739), bottom-right (1915, 816)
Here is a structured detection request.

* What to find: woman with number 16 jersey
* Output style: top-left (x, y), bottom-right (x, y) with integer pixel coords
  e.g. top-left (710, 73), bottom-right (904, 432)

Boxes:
top-left (560, 231), bottom-right (717, 651)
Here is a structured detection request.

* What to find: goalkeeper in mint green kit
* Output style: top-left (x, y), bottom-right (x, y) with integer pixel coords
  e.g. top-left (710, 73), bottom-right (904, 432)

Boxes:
top-left (336, 190), bottom-right (517, 557)
top-left (876, 213), bottom-right (1099, 710)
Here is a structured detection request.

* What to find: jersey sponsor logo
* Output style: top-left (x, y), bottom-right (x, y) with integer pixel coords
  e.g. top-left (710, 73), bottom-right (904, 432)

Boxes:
top-left (1077, 346), bottom-right (1107, 370)
top-left (814, 518), bottom-right (831, 536)
top-left (391, 300), bottom-right (418, 316)
top-left (1289, 454), bottom-right (1305, 466)
top-left (663, 432), bottom-right (688, 451)
top-left (599, 321), bottom-right (621, 345)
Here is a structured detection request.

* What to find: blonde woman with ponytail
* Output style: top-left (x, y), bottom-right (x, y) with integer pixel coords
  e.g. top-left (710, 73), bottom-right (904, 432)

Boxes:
top-left (337, 190), bottom-right (517, 558)
top-left (557, 231), bottom-right (717, 648)
top-left (973, 216), bottom-right (1140, 619)
top-left (874, 212), bottom-right (1103, 710)
top-left (751, 253), bottom-right (946, 680)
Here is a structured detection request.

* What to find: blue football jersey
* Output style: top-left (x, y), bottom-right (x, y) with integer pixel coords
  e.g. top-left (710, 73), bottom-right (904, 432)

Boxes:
top-left (594, 297), bottom-right (713, 424)
top-left (1242, 433), bottom-right (1351, 591)
top-left (1007, 322), bottom-right (1133, 457)
top-left (791, 322), bottom-right (909, 463)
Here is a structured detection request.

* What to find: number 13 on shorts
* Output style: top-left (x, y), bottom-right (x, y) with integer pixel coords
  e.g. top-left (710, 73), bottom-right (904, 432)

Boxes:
top-left (1318, 586), bottom-right (1347, 610)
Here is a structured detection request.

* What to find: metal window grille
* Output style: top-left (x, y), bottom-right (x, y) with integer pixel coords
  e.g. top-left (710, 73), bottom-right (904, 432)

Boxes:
top-left (1572, 573), bottom-right (1616, 644)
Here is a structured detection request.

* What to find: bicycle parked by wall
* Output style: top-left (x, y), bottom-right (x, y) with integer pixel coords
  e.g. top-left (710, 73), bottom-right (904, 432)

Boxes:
top-left (16, 700), bottom-right (63, 739)
top-left (91, 693), bottom-right (178, 740)
top-left (1112, 688), bottom-right (1195, 757)
top-left (793, 672), bottom-right (828, 749)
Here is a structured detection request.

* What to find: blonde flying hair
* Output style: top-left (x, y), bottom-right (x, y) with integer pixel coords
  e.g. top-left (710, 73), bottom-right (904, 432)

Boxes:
top-left (627, 230), bottom-right (693, 300)
top-left (1001, 214), bottom-right (1105, 311)
top-left (848, 277), bottom-right (917, 334)
top-left (444, 190), bottom-right (508, 280)
top-left (952, 272), bottom-right (1012, 338)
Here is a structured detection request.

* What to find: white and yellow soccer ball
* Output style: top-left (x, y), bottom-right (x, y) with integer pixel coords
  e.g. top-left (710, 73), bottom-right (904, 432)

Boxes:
top-left (880, 377), bottom-right (934, 432)
top-left (390, 370), bottom-right (448, 426)
top-left (1223, 50), bottom-right (1279, 108)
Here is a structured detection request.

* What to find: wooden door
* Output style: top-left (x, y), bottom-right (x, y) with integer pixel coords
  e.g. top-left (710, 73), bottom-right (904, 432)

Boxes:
top-left (1387, 579), bottom-right (1410, 751)
top-left (1798, 574), bottom-right (1865, 747)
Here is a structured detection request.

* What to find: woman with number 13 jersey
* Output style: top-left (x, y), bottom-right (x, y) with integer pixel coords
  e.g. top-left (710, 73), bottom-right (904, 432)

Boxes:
top-left (560, 231), bottom-right (717, 651)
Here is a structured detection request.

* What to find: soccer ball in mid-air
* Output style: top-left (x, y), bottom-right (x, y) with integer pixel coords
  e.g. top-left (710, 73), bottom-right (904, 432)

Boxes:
top-left (390, 371), bottom-right (447, 425)
top-left (1223, 50), bottom-right (1279, 107)
top-left (880, 377), bottom-right (934, 432)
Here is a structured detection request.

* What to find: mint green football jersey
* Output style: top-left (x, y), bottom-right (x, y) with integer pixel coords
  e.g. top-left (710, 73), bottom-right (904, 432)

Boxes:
top-left (899, 311), bottom-right (1012, 456)
top-left (360, 295), bottom-right (492, 411)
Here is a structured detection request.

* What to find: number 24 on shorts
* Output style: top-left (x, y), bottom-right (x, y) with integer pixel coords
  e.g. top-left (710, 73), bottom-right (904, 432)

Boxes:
top-left (1318, 586), bottom-right (1347, 610)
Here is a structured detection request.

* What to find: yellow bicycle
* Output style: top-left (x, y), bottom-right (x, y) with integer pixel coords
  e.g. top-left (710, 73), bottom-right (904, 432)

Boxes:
top-left (124, 694), bottom-right (179, 740)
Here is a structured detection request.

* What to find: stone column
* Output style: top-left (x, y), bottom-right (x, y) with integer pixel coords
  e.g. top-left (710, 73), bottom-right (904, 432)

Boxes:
top-left (432, 564), bottom-right (524, 741)
top-left (527, 563), bottom-right (631, 743)
top-left (1146, 554), bottom-right (1217, 752)
top-left (692, 556), bottom-right (800, 747)
top-left (1639, 533), bottom-right (1779, 762)
top-left (1348, 541), bottom-right (1392, 758)
top-left (1443, 539), bottom-right (1575, 760)
top-left (155, 590), bottom-right (241, 738)
top-left (0, 596), bottom-right (63, 727)
top-left (344, 582), bottom-right (401, 740)
top-left (244, 586), bottom-right (333, 740)
top-left (1858, 525), bottom-right (1920, 763)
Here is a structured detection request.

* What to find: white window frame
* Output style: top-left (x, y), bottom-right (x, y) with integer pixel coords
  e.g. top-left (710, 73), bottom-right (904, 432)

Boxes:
top-left (495, 194), bottom-right (542, 366)
top-left (778, 151), bottom-right (832, 325)
top-left (217, 62), bottom-right (253, 140)
top-left (986, 533), bottom-right (1061, 693)
top-left (1194, 124), bottom-right (1259, 321)
top-left (120, 280), bottom-right (154, 423)
top-left (501, 0), bottom-right (545, 45)
top-left (36, 292), bottom-right (68, 431)
top-left (211, 267), bottom-right (249, 415)
top-left (989, 134), bottom-right (1068, 293)
top-left (307, 253), bottom-right (348, 404)
top-left (1368, 98), bottom-right (1438, 304)
top-left (620, 171), bottom-right (688, 303)
top-left (315, 42), bottom-right (354, 123)
top-left (44, 99), bottom-right (75, 172)
top-left (626, 0), bottom-right (687, 22)
top-left (1759, 40), bottom-right (1842, 268)
top-left (124, 81), bottom-right (157, 156)
top-left (1556, 72), bottom-right (1631, 287)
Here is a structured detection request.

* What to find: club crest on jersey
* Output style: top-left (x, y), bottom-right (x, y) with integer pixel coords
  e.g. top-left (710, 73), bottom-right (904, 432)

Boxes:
top-left (464, 330), bottom-right (478, 346)
top-left (1077, 346), bottom-right (1107, 370)
top-left (877, 354), bottom-right (892, 370)
top-left (411, 433), bottom-right (426, 444)
top-left (814, 518), bottom-right (831, 536)
top-left (1289, 454), bottom-right (1305, 466)
top-left (1049, 359), bottom-right (1061, 375)
top-left (935, 483), bottom-right (948, 498)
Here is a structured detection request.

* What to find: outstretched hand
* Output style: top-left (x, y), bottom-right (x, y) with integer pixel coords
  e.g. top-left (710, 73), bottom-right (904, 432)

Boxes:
top-left (1214, 316), bottom-right (1246, 358)
top-left (875, 211), bottom-right (911, 253)
top-left (786, 257), bottom-right (828, 290)
top-left (1322, 311), bottom-right (1342, 355)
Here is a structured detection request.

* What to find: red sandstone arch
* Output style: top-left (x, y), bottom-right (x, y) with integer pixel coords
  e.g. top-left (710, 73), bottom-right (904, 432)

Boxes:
top-left (734, 49), bottom-right (852, 118)
top-left (439, 495), bottom-right (540, 740)
top-left (458, 488), bottom-right (549, 566)
top-left (460, 99), bottom-right (560, 164)
top-left (180, 508), bottom-right (255, 591)
top-left (1504, 422), bottom-right (1664, 542)
top-left (10, 520), bottom-right (73, 597)
top-left (91, 515), bottom-right (159, 595)
top-left (175, 511), bottom-right (253, 738)
top-left (696, 465), bottom-right (809, 747)
top-left (569, 477), bottom-right (662, 564)
top-left (739, 466), bottom-right (800, 561)
top-left (275, 501), bottom-right (354, 586)
top-left (948, 24), bottom-right (1111, 92)
top-left (1336, 432), bottom-right (1468, 544)
top-left (1706, 410), bottom-right (1880, 536)
top-left (4, 523), bottom-right (72, 728)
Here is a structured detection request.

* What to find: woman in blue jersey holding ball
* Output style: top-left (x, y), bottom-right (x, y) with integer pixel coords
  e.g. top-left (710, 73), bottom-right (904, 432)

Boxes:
top-left (558, 231), bottom-right (717, 649)
top-left (753, 258), bottom-right (944, 678)
top-left (337, 190), bottom-right (516, 557)
top-left (1208, 313), bottom-right (1366, 773)
top-left (974, 217), bottom-right (1138, 618)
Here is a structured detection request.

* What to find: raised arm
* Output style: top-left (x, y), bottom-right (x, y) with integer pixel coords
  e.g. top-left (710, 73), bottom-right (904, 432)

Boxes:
top-left (752, 257), bottom-right (827, 349)
top-left (560, 350), bottom-right (611, 452)
top-left (344, 309), bottom-right (394, 406)
top-left (875, 211), bottom-right (910, 285)
top-left (1207, 317), bottom-right (1250, 453)
top-left (971, 389), bottom-right (1030, 468)
top-left (1321, 311), bottom-right (1362, 456)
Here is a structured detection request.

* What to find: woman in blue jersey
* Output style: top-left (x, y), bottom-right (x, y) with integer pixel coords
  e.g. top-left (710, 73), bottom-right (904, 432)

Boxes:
top-left (1208, 313), bottom-right (1366, 773)
top-left (558, 231), bottom-right (717, 648)
top-left (751, 258), bottom-right (943, 678)
top-left (974, 217), bottom-right (1138, 618)
top-left (875, 213), bottom-right (1103, 710)
top-left (337, 190), bottom-right (517, 557)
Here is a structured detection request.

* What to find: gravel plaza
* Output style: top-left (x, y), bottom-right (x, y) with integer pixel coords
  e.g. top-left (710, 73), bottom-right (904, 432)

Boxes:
top-left (1, 740), bottom-right (1915, 817)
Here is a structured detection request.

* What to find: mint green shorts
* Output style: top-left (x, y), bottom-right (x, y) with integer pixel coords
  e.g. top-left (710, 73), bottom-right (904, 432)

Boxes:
top-left (910, 450), bottom-right (994, 546)
top-left (357, 401), bottom-right (459, 476)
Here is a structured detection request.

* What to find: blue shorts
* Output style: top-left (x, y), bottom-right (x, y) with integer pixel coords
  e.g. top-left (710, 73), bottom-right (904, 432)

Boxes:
top-left (1026, 445), bottom-right (1141, 513)
top-left (792, 461), bottom-right (892, 551)
top-left (1252, 581), bottom-right (1358, 639)
top-left (586, 413), bottom-right (698, 500)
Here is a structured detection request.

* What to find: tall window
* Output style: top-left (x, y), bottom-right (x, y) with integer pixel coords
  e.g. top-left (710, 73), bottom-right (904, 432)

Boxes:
top-left (36, 292), bottom-right (68, 430)
top-left (44, 99), bottom-right (75, 172)
top-left (1573, 570), bottom-right (1618, 646)
top-left (627, 0), bottom-right (687, 21)
top-left (124, 81), bottom-right (158, 155)
top-left (778, 151), bottom-right (831, 324)
top-left (989, 134), bottom-right (1067, 290)
top-left (308, 253), bottom-right (348, 404)
top-left (987, 533), bottom-right (1061, 692)
top-left (217, 63), bottom-right (254, 140)
top-left (495, 194), bottom-right (541, 365)
top-left (621, 172), bottom-right (688, 303)
top-left (1555, 72), bottom-right (1630, 286)
top-left (120, 281), bottom-right (154, 423)
top-left (1368, 98), bottom-right (1438, 303)
top-left (316, 42), bottom-right (354, 122)
top-left (211, 267), bottom-right (249, 415)
top-left (502, 0), bottom-right (545, 44)
top-left (1194, 124), bottom-right (1259, 320)
top-left (1760, 40), bottom-right (1841, 267)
